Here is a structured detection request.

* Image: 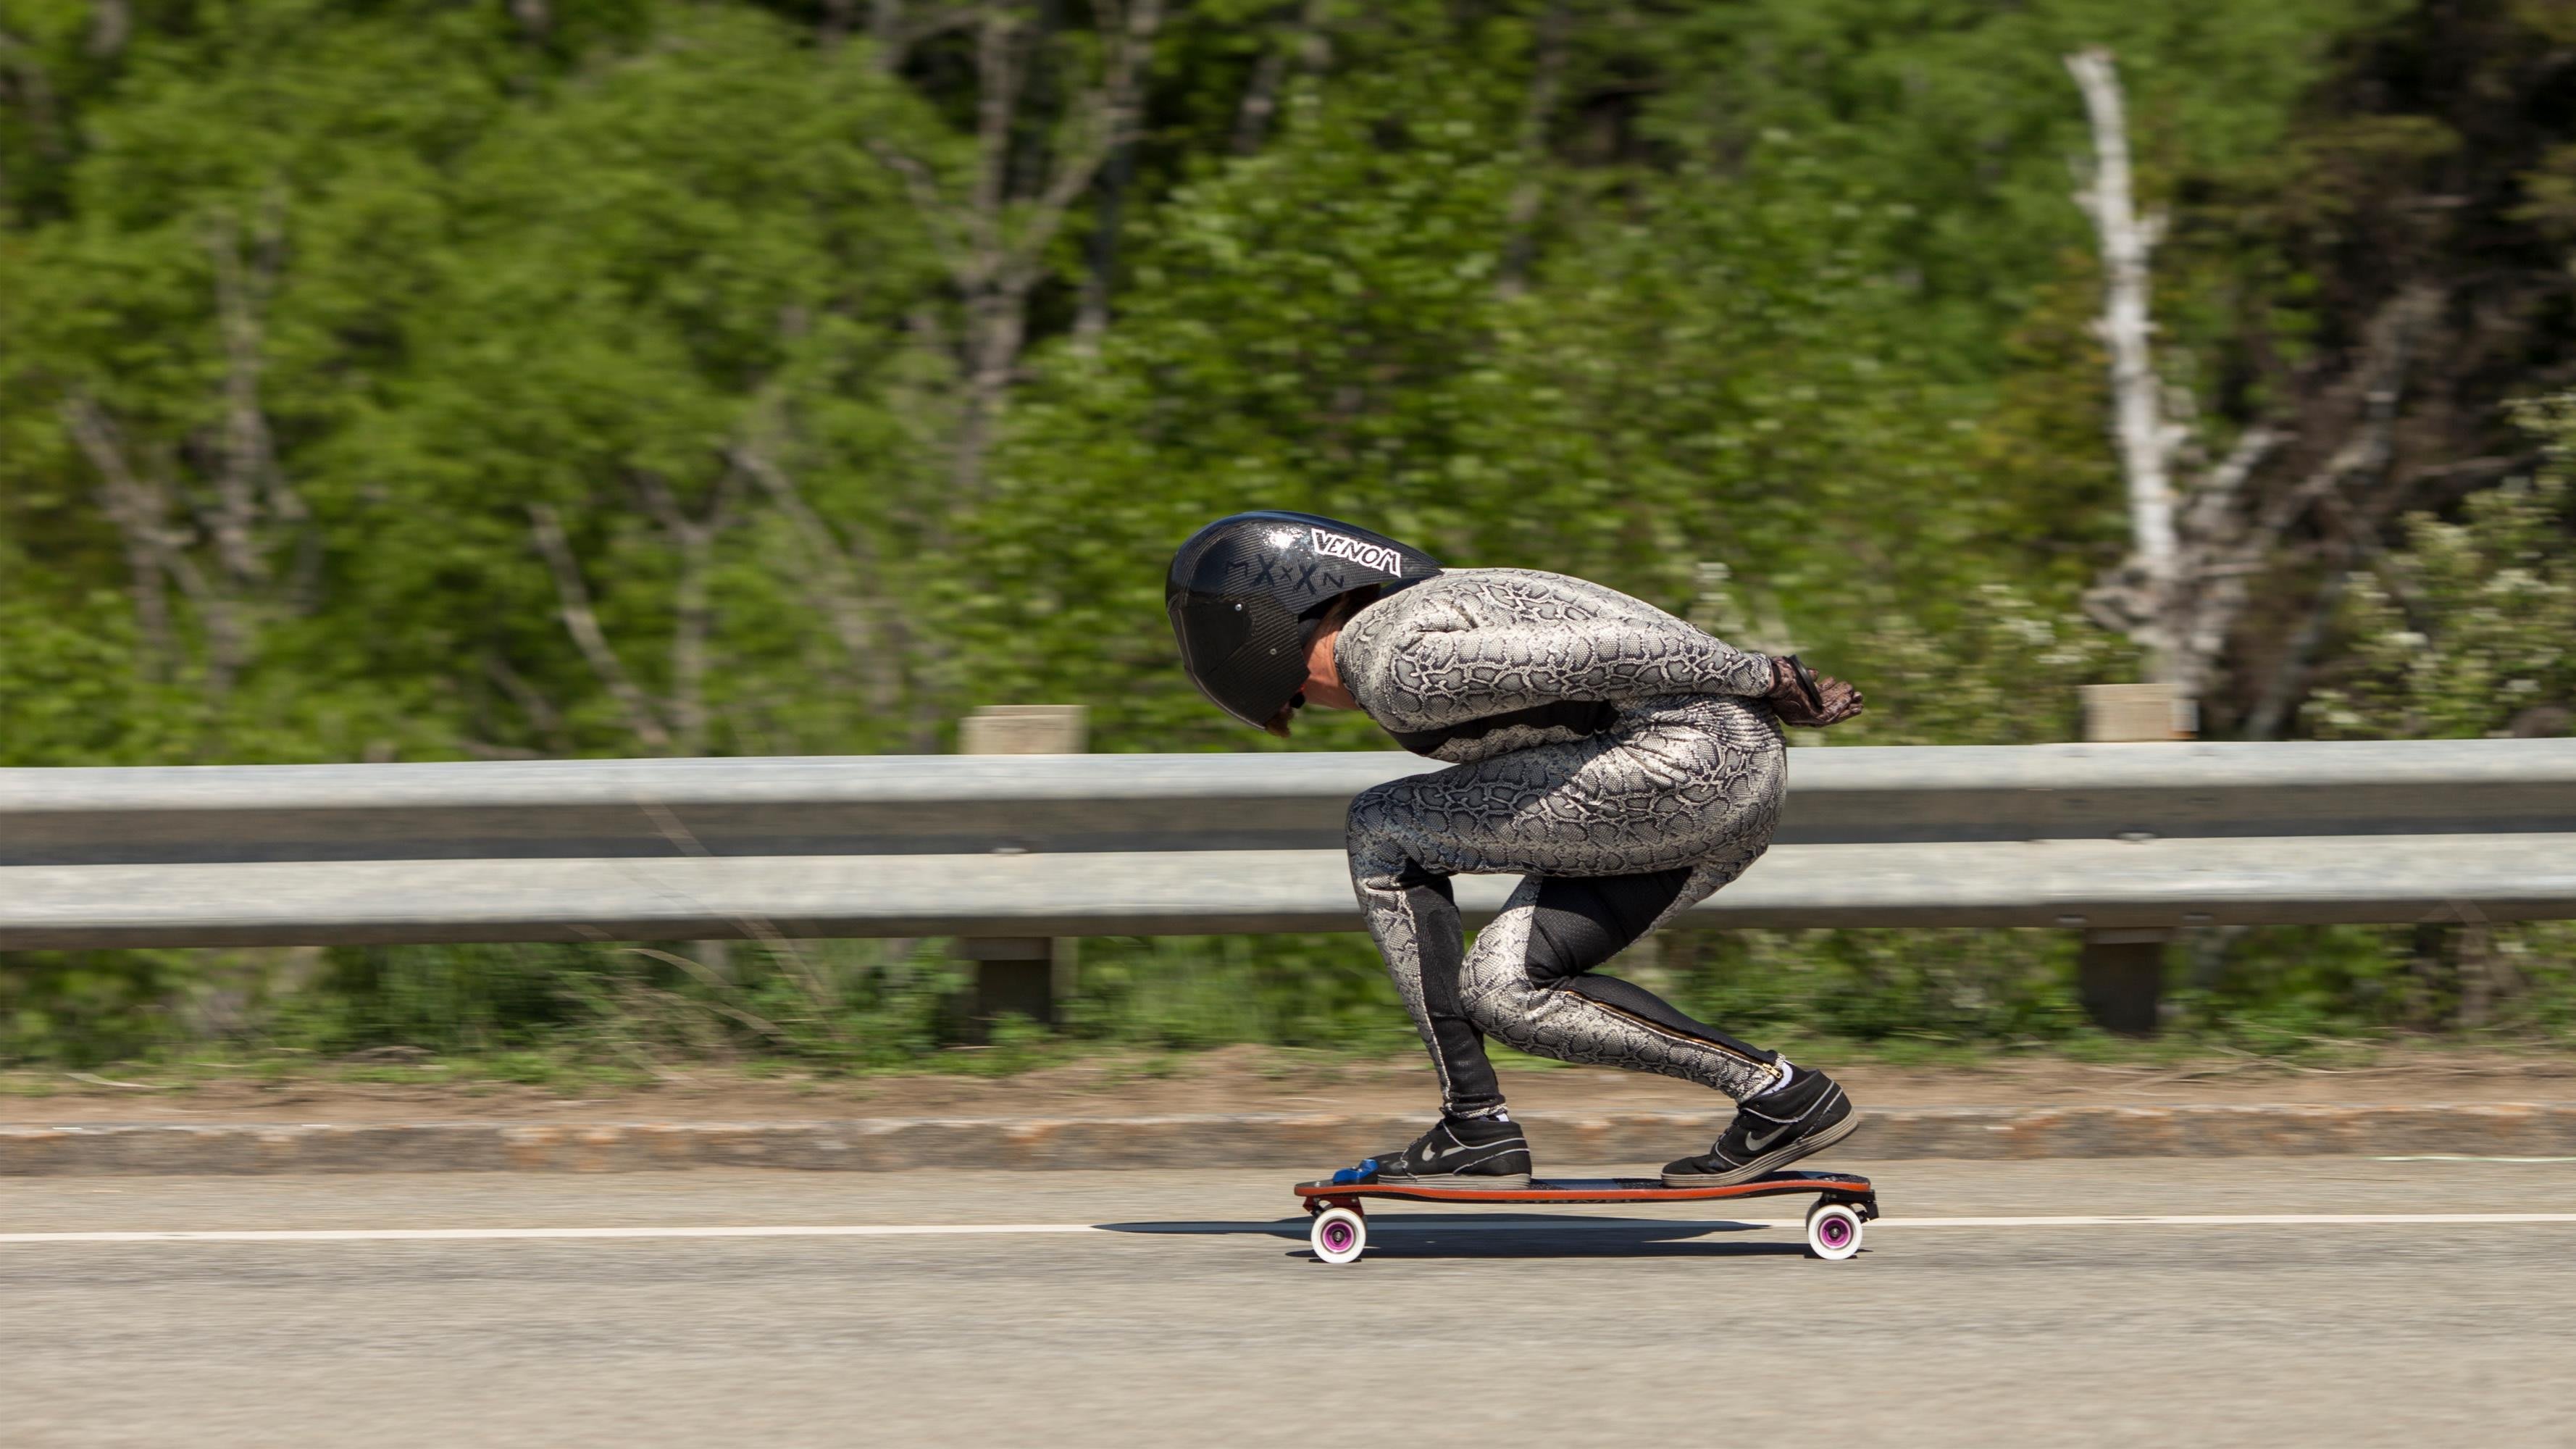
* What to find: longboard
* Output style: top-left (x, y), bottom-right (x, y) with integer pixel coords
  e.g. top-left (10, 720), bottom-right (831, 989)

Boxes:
top-left (1295, 1170), bottom-right (1877, 1264)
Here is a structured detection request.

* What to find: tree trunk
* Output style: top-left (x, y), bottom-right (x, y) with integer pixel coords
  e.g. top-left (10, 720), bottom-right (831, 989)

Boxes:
top-left (1232, 0), bottom-right (1329, 156)
top-left (1075, 113), bottom-right (1138, 348)
top-left (88, 0), bottom-right (129, 57)
top-left (2066, 48), bottom-right (2177, 668)
top-left (1497, 0), bottom-right (1571, 299)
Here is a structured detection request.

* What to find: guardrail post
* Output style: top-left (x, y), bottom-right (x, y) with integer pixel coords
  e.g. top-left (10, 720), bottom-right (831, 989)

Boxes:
top-left (957, 706), bottom-right (1087, 1030)
top-left (2076, 682), bottom-right (2192, 1035)
top-left (955, 936), bottom-right (1069, 1027)
top-left (2075, 929), bottom-right (2167, 1035)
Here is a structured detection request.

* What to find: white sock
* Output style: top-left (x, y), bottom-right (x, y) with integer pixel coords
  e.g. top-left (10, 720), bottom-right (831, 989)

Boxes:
top-left (1761, 1060), bottom-right (1796, 1096)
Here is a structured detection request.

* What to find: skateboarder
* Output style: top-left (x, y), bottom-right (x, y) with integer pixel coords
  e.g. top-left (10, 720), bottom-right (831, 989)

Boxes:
top-left (1168, 511), bottom-right (1867, 1187)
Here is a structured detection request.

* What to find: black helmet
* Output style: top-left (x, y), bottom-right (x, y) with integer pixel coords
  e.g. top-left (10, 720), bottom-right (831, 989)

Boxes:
top-left (1166, 510), bottom-right (1442, 730)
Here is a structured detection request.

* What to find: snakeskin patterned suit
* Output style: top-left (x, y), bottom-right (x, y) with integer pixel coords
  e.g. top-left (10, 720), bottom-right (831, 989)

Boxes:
top-left (1337, 568), bottom-right (1789, 1117)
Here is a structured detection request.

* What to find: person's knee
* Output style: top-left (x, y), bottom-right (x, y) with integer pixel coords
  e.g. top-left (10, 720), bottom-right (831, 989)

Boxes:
top-left (1345, 781), bottom-right (1409, 859)
top-left (1342, 785), bottom-right (1394, 882)
top-left (1346, 779), bottom-right (1405, 827)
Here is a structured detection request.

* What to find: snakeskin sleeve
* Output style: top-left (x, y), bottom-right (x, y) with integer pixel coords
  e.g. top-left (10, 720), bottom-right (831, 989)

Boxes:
top-left (1334, 569), bottom-right (1776, 758)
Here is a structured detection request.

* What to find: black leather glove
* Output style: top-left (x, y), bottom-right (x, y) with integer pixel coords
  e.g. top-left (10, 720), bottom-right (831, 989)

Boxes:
top-left (1769, 653), bottom-right (1864, 727)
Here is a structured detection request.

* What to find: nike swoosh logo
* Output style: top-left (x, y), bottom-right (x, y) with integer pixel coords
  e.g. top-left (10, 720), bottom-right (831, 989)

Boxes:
top-left (1744, 1122), bottom-right (1797, 1153)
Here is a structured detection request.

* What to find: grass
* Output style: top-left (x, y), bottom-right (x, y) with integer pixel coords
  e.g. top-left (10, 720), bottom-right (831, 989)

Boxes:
top-left (6, 1023), bottom-right (2564, 1109)
top-left (6, 922), bottom-right (2575, 1089)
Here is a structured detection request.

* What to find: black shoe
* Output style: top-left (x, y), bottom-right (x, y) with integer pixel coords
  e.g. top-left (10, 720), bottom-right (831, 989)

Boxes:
top-left (1363, 1115), bottom-right (1533, 1187)
top-left (1661, 1068), bottom-right (1860, 1186)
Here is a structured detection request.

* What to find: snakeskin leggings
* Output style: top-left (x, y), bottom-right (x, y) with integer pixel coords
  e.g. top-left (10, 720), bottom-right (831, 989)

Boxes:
top-left (1346, 694), bottom-right (1788, 1116)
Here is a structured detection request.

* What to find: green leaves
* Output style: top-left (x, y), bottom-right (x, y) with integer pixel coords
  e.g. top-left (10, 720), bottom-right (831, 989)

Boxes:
top-left (1, 1), bottom-right (952, 761)
top-left (4, 0), bottom-right (2573, 1064)
top-left (0, 0), bottom-right (2442, 767)
top-left (2307, 449), bottom-right (2576, 742)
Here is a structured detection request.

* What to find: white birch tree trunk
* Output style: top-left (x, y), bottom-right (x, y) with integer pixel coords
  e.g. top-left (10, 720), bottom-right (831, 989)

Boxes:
top-left (2066, 47), bottom-right (2178, 671)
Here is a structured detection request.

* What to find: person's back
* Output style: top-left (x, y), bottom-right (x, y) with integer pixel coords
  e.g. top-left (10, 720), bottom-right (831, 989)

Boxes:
top-left (1168, 511), bottom-right (1865, 1185)
top-left (1335, 565), bottom-right (1778, 762)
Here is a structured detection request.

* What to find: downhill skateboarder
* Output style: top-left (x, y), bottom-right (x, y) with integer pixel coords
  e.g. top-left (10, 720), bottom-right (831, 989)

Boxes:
top-left (1166, 511), bottom-right (1868, 1187)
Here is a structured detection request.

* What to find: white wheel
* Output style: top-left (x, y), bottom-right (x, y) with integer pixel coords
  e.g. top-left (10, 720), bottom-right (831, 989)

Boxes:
top-left (1805, 1201), bottom-right (1864, 1261)
top-left (1310, 1206), bottom-right (1368, 1265)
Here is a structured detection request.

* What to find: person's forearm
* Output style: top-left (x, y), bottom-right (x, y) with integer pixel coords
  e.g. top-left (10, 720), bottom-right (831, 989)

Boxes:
top-left (1387, 619), bottom-right (1773, 724)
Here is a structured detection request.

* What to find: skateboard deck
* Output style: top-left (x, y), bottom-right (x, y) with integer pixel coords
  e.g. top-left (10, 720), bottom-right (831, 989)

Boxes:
top-left (1295, 1169), bottom-right (1873, 1207)
top-left (1295, 1169), bottom-right (1877, 1264)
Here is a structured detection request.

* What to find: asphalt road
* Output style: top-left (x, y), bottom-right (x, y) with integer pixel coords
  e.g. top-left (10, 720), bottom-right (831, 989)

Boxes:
top-left (5, 1158), bottom-right (2575, 1448)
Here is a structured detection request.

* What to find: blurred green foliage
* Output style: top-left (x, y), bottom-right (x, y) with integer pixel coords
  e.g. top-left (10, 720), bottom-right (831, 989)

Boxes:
top-left (4, 0), bottom-right (2575, 1070)
top-left (2307, 473), bottom-right (2576, 743)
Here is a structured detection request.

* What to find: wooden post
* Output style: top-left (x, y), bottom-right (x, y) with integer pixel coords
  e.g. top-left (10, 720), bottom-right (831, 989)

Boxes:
top-left (2076, 682), bottom-right (2189, 1034)
top-left (958, 704), bottom-right (1090, 757)
top-left (958, 706), bottom-right (1087, 1030)
top-left (2081, 682), bottom-right (2196, 743)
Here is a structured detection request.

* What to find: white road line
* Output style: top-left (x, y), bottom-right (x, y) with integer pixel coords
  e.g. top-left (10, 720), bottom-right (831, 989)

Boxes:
top-left (1873, 1213), bottom-right (2576, 1228)
top-left (2374, 1155), bottom-right (2576, 1164)
top-left (6, 1212), bottom-right (2576, 1245)
top-left (0, 1225), bottom-right (1108, 1244)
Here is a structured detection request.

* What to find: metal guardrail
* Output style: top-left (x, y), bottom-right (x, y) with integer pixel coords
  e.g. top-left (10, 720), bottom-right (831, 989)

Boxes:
top-left (2, 740), bottom-right (2574, 948)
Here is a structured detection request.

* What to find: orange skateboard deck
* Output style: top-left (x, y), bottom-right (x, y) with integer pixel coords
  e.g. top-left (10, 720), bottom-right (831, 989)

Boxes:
top-left (1295, 1170), bottom-right (1878, 1264)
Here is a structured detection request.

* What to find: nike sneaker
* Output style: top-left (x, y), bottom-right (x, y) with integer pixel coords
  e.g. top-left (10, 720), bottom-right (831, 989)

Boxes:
top-left (1361, 1114), bottom-right (1533, 1187)
top-left (1661, 1066), bottom-right (1860, 1186)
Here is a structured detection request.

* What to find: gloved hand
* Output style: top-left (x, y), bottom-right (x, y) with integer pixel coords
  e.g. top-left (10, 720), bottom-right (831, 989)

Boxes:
top-left (1769, 653), bottom-right (1865, 728)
